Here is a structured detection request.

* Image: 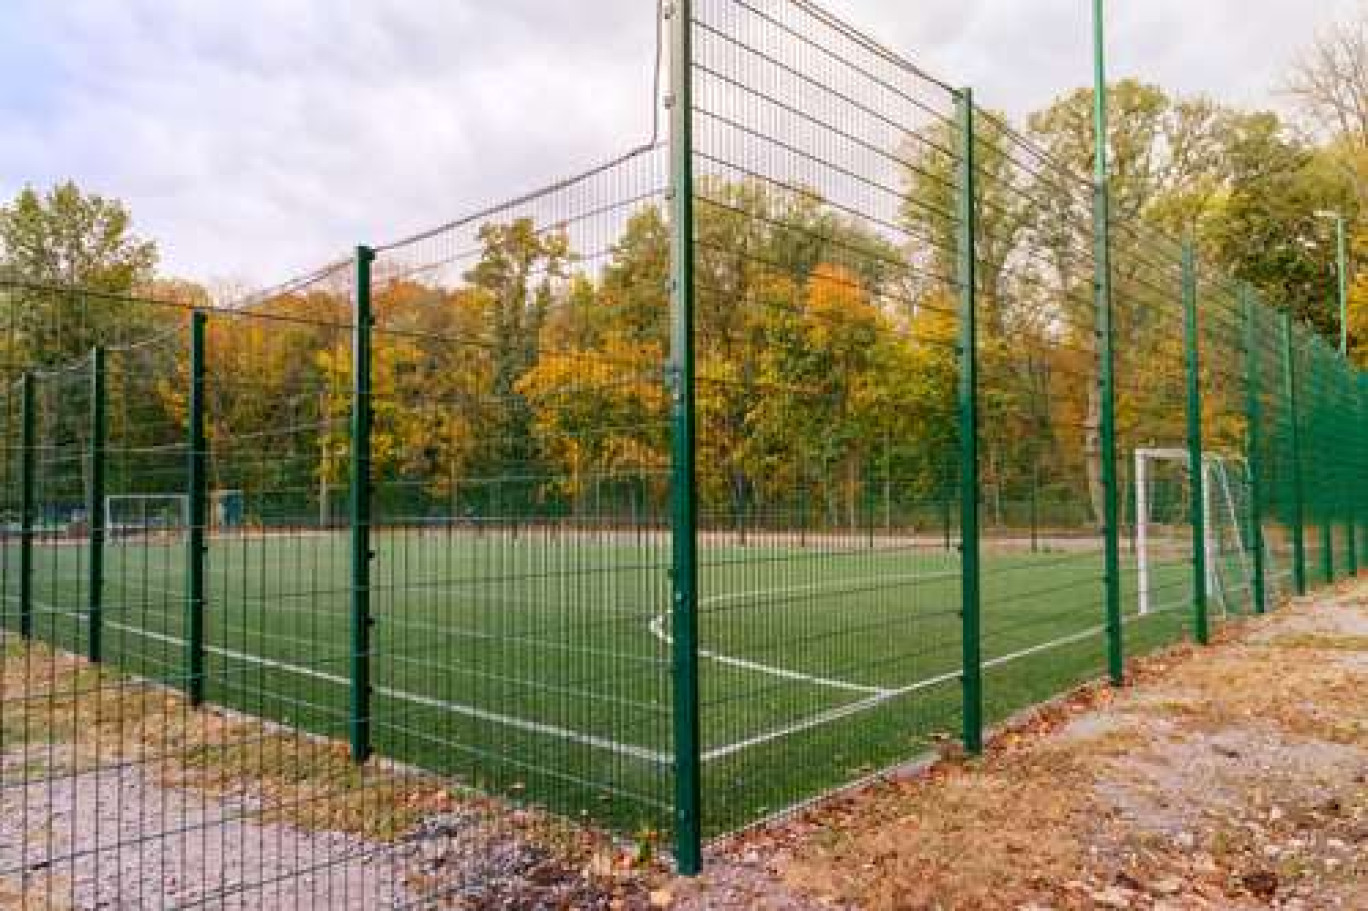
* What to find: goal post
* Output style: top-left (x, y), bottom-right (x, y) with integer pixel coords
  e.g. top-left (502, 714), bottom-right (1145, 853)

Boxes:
top-left (1134, 448), bottom-right (1261, 618)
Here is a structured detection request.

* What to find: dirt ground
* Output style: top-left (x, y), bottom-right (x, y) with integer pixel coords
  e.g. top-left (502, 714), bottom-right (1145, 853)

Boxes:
top-left (664, 586), bottom-right (1368, 910)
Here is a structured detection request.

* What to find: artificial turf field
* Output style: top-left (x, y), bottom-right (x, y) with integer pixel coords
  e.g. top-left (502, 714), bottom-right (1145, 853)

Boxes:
top-left (2, 524), bottom-right (1274, 835)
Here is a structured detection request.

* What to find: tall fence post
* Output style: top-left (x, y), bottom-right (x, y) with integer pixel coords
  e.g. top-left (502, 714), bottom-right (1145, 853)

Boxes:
top-left (19, 371), bottom-right (34, 640)
top-left (667, 0), bottom-right (703, 876)
top-left (1242, 288), bottom-right (1267, 613)
top-left (1181, 243), bottom-right (1209, 643)
top-left (1282, 314), bottom-right (1307, 596)
top-left (1317, 350), bottom-right (1334, 586)
top-left (955, 88), bottom-right (983, 755)
top-left (186, 313), bottom-right (208, 705)
top-left (1092, 55), bottom-right (1124, 684)
top-left (87, 347), bottom-right (106, 662)
top-left (350, 246), bottom-right (376, 764)
top-left (1344, 363), bottom-right (1358, 578)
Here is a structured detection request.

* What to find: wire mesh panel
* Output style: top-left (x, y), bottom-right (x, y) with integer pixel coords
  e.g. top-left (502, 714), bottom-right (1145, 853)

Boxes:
top-left (369, 149), bottom-right (677, 834)
top-left (688, 0), bottom-right (965, 834)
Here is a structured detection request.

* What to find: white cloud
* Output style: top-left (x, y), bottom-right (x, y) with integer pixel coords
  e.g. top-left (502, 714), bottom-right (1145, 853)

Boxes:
top-left (0, 0), bottom-right (1359, 286)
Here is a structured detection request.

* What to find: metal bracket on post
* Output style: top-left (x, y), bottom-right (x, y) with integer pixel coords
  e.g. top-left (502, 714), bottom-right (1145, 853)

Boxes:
top-left (187, 313), bottom-right (207, 705)
top-left (88, 347), bottom-right (107, 662)
top-left (955, 87), bottom-right (983, 755)
top-left (1181, 243), bottom-right (1209, 643)
top-left (1241, 289), bottom-right (1268, 614)
top-left (1282, 314), bottom-right (1307, 596)
top-left (667, 0), bottom-right (703, 877)
top-left (350, 246), bottom-right (376, 765)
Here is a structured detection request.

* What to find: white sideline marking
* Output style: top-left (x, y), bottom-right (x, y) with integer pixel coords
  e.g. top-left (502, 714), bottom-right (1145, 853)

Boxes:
top-left (77, 615), bottom-right (669, 767)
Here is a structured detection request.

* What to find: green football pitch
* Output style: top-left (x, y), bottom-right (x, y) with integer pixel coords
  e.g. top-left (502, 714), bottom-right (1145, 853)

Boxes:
top-left (3, 526), bottom-right (1258, 834)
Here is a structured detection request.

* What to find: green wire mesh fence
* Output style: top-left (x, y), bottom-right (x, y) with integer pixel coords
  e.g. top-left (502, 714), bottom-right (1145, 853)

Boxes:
top-left (2, 0), bottom-right (1368, 901)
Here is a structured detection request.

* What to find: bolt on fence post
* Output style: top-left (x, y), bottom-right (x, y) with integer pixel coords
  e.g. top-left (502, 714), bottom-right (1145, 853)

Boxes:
top-left (667, 0), bottom-right (703, 877)
top-left (1181, 243), bottom-right (1209, 643)
top-left (955, 88), bottom-right (983, 755)
top-left (1282, 314), bottom-right (1307, 596)
top-left (187, 312), bottom-right (208, 706)
top-left (19, 371), bottom-right (34, 640)
top-left (1241, 288), bottom-right (1267, 614)
top-left (87, 347), bottom-right (106, 663)
top-left (350, 246), bottom-right (376, 765)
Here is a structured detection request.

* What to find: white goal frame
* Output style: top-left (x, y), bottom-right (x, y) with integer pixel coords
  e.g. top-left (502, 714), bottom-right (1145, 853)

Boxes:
top-left (105, 494), bottom-right (190, 538)
top-left (1134, 447), bottom-right (1255, 617)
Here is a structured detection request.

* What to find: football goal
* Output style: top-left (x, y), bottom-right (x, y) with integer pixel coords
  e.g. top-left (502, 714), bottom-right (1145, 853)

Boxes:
top-left (1134, 448), bottom-right (1262, 618)
top-left (105, 494), bottom-right (189, 541)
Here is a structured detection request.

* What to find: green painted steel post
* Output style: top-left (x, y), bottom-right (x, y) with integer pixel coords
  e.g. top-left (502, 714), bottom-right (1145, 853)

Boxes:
top-left (1336, 213), bottom-right (1349, 357)
top-left (1347, 369), bottom-right (1359, 578)
top-left (955, 88), bottom-right (983, 755)
top-left (187, 313), bottom-right (207, 705)
top-left (87, 347), bottom-right (106, 663)
top-left (1241, 289), bottom-right (1267, 614)
top-left (1282, 314), bottom-right (1307, 596)
top-left (1093, 0), bottom-right (1124, 683)
top-left (350, 246), bottom-right (376, 764)
top-left (1318, 349), bottom-right (1334, 586)
top-left (1181, 243), bottom-right (1209, 643)
top-left (668, 0), bottom-right (703, 876)
top-left (18, 371), bottom-right (34, 640)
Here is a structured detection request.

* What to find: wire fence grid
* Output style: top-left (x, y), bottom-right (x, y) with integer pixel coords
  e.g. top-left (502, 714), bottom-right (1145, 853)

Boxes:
top-left (2, 0), bottom-right (1366, 902)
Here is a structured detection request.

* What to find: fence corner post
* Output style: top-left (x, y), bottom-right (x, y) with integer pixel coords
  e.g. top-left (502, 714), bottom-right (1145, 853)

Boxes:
top-left (1181, 242), bottom-right (1209, 643)
top-left (88, 347), bottom-right (106, 662)
top-left (350, 246), bottom-right (376, 765)
top-left (667, 0), bottom-right (703, 877)
top-left (955, 87), bottom-right (983, 755)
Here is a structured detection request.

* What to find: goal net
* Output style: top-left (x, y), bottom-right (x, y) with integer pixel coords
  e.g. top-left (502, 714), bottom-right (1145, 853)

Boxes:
top-left (105, 494), bottom-right (189, 542)
top-left (1134, 448), bottom-right (1263, 618)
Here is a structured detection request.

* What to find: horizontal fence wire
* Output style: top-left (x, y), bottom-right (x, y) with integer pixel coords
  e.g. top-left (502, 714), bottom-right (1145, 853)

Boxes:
top-left (1, 0), bottom-right (1367, 901)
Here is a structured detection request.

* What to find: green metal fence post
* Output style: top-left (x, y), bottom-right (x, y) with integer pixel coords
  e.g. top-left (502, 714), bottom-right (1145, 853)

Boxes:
top-left (668, 0), bottom-right (703, 876)
top-left (350, 246), bottom-right (376, 765)
top-left (1241, 288), bottom-right (1268, 614)
top-left (955, 88), bottom-right (983, 755)
top-left (1282, 314), bottom-right (1307, 596)
top-left (1092, 0), bottom-right (1124, 683)
top-left (1344, 362), bottom-right (1358, 578)
top-left (87, 347), bottom-right (106, 663)
top-left (187, 313), bottom-right (207, 705)
top-left (1181, 243), bottom-right (1209, 643)
top-left (18, 371), bottom-right (34, 640)
top-left (1317, 349), bottom-right (1334, 586)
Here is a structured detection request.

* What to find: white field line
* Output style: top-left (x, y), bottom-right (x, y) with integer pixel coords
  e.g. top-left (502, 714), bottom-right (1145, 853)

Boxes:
top-left (703, 606), bottom-right (1181, 763)
top-left (649, 570), bottom-right (959, 700)
top-left (10, 604), bottom-right (668, 767)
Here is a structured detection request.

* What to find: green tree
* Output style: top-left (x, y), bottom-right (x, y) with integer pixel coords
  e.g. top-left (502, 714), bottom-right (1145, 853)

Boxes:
top-left (0, 181), bottom-right (159, 366)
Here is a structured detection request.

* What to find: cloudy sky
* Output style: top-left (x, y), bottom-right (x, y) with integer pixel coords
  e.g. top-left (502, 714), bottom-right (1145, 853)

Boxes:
top-left (0, 0), bottom-right (1359, 287)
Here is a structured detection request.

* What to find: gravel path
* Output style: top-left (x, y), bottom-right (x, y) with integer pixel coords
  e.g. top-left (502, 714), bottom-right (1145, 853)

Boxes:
top-left (0, 759), bottom-right (414, 909)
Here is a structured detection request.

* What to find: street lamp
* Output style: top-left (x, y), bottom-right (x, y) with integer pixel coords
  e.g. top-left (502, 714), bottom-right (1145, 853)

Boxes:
top-left (1314, 209), bottom-right (1350, 356)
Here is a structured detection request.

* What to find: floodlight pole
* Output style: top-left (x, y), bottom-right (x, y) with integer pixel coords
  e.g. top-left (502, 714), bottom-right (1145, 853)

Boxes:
top-left (1093, 0), bottom-right (1124, 683)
